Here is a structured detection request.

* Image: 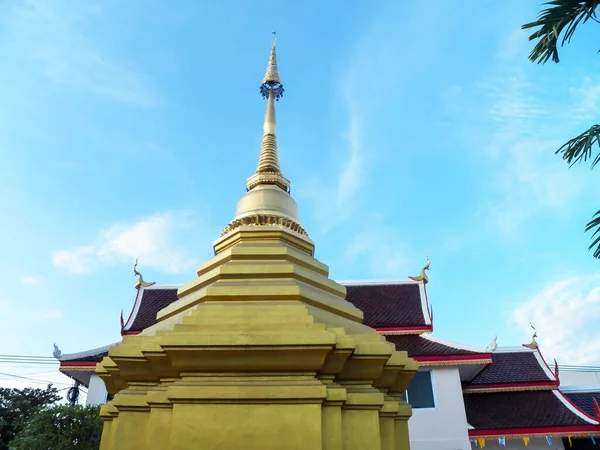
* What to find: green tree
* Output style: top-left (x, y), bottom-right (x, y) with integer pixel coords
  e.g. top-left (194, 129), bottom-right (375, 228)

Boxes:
top-left (0, 385), bottom-right (61, 450)
top-left (9, 405), bottom-right (102, 450)
top-left (523, 0), bottom-right (600, 258)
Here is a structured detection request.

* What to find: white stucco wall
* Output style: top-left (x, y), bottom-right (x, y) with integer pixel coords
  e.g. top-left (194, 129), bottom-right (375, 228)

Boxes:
top-left (86, 373), bottom-right (108, 406)
top-left (408, 367), bottom-right (472, 450)
top-left (470, 437), bottom-right (564, 449)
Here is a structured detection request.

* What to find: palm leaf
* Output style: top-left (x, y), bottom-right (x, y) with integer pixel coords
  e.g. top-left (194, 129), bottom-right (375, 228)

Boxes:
top-left (522, 0), bottom-right (600, 64)
top-left (555, 124), bottom-right (600, 169)
top-left (585, 210), bottom-right (600, 257)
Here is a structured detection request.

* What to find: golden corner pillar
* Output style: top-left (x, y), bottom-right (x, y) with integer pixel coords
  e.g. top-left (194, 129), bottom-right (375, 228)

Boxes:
top-left (96, 33), bottom-right (418, 450)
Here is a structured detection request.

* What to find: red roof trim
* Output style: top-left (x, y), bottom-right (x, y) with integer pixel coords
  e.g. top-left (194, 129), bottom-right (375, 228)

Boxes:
top-left (375, 325), bottom-right (433, 333)
top-left (59, 361), bottom-right (97, 368)
top-left (469, 425), bottom-right (600, 437)
top-left (415, 353), bottom-right (493, 362)
top-left (121, 331), bottom-right (141, 336)
top-left (464, 381), bottom-right (559, 391)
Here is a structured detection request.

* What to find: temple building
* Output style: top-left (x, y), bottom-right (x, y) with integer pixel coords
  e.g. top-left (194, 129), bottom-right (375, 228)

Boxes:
top-left (54, 36), bottom-right (600, 450)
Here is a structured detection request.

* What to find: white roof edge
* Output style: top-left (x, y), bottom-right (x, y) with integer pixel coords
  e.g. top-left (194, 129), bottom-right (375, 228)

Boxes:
top-left (59, 342), bottom-right (119, 362)
top-left (419, 283), bottom-right (431, 326)
top-left (336, 279), bottom-right (420, 286)
top-left (123, 286), bottom-right (145, 330)
top-left (533, 350), bottom-right (557, 381)
top-left (494, 346), bottom-right (536, 353)
top-left (560, 385), bottom-right (600, 393)
top-left (421, 334), bottom-right (490, 354)
top-left (552, 389), bottom-right (599, 425)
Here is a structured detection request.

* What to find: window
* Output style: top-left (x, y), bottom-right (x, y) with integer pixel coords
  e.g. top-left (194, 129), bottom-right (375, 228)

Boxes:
top-left (403, 370), bottom-right (435, 409)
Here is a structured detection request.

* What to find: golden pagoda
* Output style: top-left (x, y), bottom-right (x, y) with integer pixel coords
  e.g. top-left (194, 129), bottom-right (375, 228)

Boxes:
top-left (97, 33), bottom-right (417, 450)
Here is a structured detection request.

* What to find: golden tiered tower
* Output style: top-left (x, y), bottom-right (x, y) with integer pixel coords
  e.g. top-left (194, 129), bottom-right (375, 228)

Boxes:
top-left (97, 33), bottom-right (418, 450)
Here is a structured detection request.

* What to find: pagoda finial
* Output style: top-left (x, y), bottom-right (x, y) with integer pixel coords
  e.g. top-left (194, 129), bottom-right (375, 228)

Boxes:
top-left (246, 32), bottom-right (290, 193)
top-left (133, 259), bottom-right (155, 289)
top-left (409, 254), bottom-right (431, 284)
top-left (260, 31), bottom-right (284, 100)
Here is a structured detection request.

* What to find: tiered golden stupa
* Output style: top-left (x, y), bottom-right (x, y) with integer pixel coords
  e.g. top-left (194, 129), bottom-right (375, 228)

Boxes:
top-left (97, 33), bottom-right (418, 450)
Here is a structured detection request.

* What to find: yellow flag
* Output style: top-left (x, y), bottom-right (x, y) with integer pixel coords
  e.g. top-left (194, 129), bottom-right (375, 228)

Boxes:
top-left (523, 437), bottom-right (530, 446)
top-left (477, 438), bottom-right (486, 448)
top-left (567, 436), bottom-right (573, 447)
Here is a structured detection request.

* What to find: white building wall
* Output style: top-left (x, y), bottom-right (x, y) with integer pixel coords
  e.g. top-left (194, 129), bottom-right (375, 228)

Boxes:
top-left (408, 367), bottom-right (472, 450)
top-left (470, 437), bottom-right (564, 449)
top-left (559, 369), bottom-right (600, 386)
top-left (86, 373), bottom-right (108, 406)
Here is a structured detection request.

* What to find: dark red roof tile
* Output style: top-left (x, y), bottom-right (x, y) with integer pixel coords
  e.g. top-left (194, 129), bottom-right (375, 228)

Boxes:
top-left (124, 282), bottom-right (429, 333)
top-left (564, 392), bottom-right (600, 418)
top-left (464, 391), bottom-right (592, 429)
top-left (344, 284), bottom-right (427, 328)
top-left (385, 334), bottom-right (482, 357)
top-left (126, 288), bottom-right (179, 332)
top-left (468, 352), bottom-right (553, 385)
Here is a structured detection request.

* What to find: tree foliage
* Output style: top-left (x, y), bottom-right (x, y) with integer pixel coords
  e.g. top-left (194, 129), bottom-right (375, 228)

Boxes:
top-left (9, 405), bottom-right (102, 450)
top-left (523, 0), bottom-right (600, 258)
top-left (0, 385), bottom-right (61, 450)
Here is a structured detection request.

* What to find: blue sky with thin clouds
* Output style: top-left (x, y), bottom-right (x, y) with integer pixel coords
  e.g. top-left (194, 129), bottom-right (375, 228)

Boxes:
top-left (1, 0), bottom-right (599, 389)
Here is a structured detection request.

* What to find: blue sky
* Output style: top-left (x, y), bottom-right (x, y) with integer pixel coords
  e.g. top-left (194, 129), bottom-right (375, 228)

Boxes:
top-left (1, 0), bottom-right (599, 389)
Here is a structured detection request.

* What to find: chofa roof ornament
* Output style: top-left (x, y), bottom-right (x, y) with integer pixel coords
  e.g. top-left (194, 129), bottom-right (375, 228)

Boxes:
top-left (409, 254), bottom-right (430, 284)
top-left (133, 259), bottom-right (155, 290)
top-left (486, 335), bottom-right (498, 353)
top-left (52, 343), bottom-right (62, 359)
top-left (522, 323), bottom-right (539, 350)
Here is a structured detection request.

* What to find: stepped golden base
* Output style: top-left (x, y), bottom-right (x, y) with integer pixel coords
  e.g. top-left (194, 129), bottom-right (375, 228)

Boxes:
top-left (98, 227), bottom-right (417, 450)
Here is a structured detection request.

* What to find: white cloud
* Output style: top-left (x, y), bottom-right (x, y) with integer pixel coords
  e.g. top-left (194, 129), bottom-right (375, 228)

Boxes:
top-left (8, 1), bottom-right (157, 107)
top-left (52, 211), bottom-right (210, 274)
top-left (344, 218), bottom-right (412, 279)
top-left (33, 309), bottom-right (64, 322)
top-left (52, 246), bottom-right (95, 274)
top-left (511, 274), bottom-right (600, 365)
top-left (21, 276), bottom-right (41, 286)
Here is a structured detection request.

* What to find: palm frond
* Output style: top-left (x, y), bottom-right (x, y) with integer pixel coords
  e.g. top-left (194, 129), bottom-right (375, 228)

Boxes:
top-left (522, 0), bottom-right (600, 64)
top-left (585, 210), bottom-right (600, 258)
top-left (555, 124), bottom-right (600, 168)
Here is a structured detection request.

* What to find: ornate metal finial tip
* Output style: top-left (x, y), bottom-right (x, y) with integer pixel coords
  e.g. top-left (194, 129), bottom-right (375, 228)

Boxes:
top-left (261, 31), bottom-right (284, 100)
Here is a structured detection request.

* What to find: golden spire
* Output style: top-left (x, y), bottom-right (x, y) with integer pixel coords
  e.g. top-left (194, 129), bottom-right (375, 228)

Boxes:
top-left (221, 32), bottom-right (308, 239)
top-left (246, 31), bottom-right (290, 193)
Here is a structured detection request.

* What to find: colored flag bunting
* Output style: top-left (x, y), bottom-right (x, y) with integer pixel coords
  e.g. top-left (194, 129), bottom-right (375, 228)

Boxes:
top-left (567, 435), bottom-right (573, 447)
top-left (477, 437), bottom-right (486, 448)
top-left (591, 435), bottom-right (597, 445)
top-left (498, 436), bottom-right (505, 446)
top-left (545, 436), bottom-right (552, 445)
top-left (522, 436), bottom-right (530, 446)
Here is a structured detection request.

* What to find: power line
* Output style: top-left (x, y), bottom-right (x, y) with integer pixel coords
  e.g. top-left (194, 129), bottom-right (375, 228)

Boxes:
top-left (0, 371), bottom-right (71, 387)
top-left (0, 354), bottom-right (55, 360)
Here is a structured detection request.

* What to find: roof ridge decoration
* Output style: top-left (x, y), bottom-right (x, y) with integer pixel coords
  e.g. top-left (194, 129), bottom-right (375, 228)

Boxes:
top-left (133, 259), bottom-right (155, 290)
top-left (53, 343), bottom-right (62, 359)
top-left (409, 254), bottom-right (430, 284)
top-left (485, 336), bottom-right (498, 353)
top-left (522, 322), bottom-right (539, 350)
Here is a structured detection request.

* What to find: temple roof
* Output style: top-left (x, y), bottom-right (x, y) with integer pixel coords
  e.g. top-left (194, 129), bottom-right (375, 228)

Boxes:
top-left (120, 280), bottom-right (431, 334)
top-left (342, 281), bottom-right (431, 329)
top-left (464, 390), bottom-right (599, 436)
top-left (563, 390), bottom-right (600, 418)
top-left (385, 334), bottom-right (488, 358)
top-left (122, 286), bottom-right (179, 333)
top-left (466, 349), bottom-right (556, 387)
